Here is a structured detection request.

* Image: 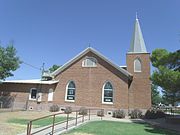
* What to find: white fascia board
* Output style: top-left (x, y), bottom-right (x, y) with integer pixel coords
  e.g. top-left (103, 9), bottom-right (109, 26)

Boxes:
top-left (2, 79), bottom-right (59, 85)
top-left (51, 47), bottom-right (132, 79)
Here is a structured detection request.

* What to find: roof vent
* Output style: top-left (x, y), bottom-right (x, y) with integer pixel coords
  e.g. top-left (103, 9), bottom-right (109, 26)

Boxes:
top-left (41, 71), bottom-right (53, 81)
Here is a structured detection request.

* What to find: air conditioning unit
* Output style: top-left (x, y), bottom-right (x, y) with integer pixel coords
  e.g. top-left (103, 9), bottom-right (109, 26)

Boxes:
top-left (37, 93), bottom-right (42, 102)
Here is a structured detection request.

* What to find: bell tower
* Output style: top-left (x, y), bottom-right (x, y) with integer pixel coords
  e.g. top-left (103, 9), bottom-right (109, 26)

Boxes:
top-left (127, 16), bottom-right (151, 111)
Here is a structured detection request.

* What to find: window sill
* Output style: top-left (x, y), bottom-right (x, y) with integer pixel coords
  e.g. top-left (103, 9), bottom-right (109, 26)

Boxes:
top-left (65, 100), bottom-right (75, 103)
top-left (29, 99), bottom-right (37, 101)
top-left (102, 102), bottom-right (113, 105)
top-left (134, 71), bottom-right (142, 73)
top-left (48, 100), bottom-right (53, 102)
top-left (82, 66), bottom-right (97, 68)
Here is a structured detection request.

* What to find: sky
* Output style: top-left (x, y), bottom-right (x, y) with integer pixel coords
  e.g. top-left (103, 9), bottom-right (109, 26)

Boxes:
top-left (0, 0), bottom-right (179, 80)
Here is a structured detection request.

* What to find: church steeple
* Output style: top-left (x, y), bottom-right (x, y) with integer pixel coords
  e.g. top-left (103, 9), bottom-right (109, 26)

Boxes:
top-left (126, 16), bottom-right (151, 110)
top-left (129, 16), bottom-right (147, 53)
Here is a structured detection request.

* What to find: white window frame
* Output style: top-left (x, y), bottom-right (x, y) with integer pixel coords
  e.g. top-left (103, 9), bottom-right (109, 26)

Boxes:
top-left (48, 89), bottom-right (54, 101)
top-left (65, 81), bottom-right (75, 102)
top-left (134, 58), bottom-right (142, 72)
top-left (29, 88), bottom-right (38, 100)
top-left (82, 57), bottom-right (97, 67)
top-left (102, 81), bottom-right (113, 104)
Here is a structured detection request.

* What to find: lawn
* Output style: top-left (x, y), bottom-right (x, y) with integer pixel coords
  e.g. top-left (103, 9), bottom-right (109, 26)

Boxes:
top-left (63, 121), bottom-right (180, 135)
top-left (7, 116), bottom-right (67, 128)
top-left (0, 111), bottom-right (67, 135)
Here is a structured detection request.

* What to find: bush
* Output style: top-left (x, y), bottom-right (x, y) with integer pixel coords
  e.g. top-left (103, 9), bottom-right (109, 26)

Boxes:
top-left (113, 110), bottom-right (125, 118)
top-left (130, 109), bottom-right (142, 119)
top-left (64, 106), bottom-right (72, 114)
top-left (156, 110), bottom-right (166, 118)
top-left (97, 110), bottom-right (104, 117)
top-left (145, 109), bottom-right (166, 119)
top-left (79, 107), bottom-right (88, 115)
top-left (49, 104), bottom-right (60, 112)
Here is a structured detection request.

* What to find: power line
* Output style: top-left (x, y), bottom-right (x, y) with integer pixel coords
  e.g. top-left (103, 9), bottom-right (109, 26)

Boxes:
top-left (22, 61), bottom-right (42, 71)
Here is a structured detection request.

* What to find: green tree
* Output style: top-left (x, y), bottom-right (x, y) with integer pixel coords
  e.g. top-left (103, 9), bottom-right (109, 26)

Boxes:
top-left (151, 84), bottom-right (163, 105)
top-left (49, 64), bottom-right (60, 73)
top-left (150, 49), bottom-right (180, 105)
top-left (0, 44), bottom-right (21, 80)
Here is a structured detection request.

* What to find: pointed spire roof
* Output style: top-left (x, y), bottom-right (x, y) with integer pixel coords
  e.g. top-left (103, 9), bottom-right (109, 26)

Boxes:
top-left (129, 16), bottom-right (147, 53)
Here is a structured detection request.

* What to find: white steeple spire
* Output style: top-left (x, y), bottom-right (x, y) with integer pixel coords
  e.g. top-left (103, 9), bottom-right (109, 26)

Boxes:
top-left (129, 15), bottom-right (147, 53)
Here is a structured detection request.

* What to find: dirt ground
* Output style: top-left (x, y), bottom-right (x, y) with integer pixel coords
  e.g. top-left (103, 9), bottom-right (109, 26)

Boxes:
top-left (0, 110), bottom-right (52, 135)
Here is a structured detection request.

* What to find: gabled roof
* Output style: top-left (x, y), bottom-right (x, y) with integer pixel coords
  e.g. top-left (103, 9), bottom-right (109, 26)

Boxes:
top-left (128, 18), bottom-right (147, 53)
top-left (51, 47), bottom-right (132, 79)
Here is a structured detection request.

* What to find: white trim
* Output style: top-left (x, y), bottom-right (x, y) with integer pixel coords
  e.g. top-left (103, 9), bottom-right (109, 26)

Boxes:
top-left (134, 58), bottom-right (142, 72)
top-left (51, 47), bottom-right (132, 79)
top-left (127, 52), bottom-right (150, 54)
top-left (65, 81), bottom-right (75, 102)
top-left (48, 89), bottom-right (54, 101)
top-left (29, 88), bottom-right (38, 101)
top-left (3, 79), bottom-right (59, 84)
top-left (102, 81), bottom-right (113, 104)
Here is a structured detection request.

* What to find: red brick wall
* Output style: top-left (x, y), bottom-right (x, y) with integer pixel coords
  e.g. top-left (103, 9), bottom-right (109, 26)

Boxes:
top-left (0, 51), bottom-right (151, 112)
top-left (0, 83), bottom-right (56, 110)
top-left (126, 53), bottom-right (151, 109)
top-left (54, 52), bottom-right (129, 110)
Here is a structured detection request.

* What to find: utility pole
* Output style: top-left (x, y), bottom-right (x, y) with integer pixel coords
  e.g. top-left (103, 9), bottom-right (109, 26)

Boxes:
top-left (41, 63), bottom-right (45, 79)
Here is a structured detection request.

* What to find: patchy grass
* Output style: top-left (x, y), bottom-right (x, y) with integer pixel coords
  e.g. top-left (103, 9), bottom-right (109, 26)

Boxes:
top-left (0, 111), bottom-right (64, 135)
top-left (7, 116), bottom-right (67, 128)
top-left (63, 121), bottom-right (180, 135)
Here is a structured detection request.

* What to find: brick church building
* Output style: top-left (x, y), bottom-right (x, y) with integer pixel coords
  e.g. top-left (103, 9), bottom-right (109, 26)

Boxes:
top-left (0, 18), bottom-right (151, 114)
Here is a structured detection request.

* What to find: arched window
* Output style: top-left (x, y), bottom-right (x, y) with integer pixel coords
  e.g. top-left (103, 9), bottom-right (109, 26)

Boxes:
top-left (102, 82), bottom-right (113, 104)
top-left (82, 57), bottom-right (97, 67)
top-left (134, 58), bottom-right (142, 72)
top-left (65, 81), bottom-right (76, 101)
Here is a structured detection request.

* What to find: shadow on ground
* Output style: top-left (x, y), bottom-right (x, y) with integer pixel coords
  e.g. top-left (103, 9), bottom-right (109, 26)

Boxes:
top-left (130, 119), bottom-right (180, 135)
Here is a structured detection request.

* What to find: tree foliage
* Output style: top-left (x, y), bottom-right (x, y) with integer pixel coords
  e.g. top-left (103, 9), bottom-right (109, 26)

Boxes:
top-left (0, 45), bottom-right (21, 80)
top-left (49, 64), bottom-right (60, 73)
top-left (150, 49), bottom-right (180, 105)
top-left (151, 84), bottom-right (163, 105)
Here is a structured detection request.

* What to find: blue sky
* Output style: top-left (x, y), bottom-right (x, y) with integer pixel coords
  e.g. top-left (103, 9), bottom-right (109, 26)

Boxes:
top-left (0, 0), bottom-right (179, 80)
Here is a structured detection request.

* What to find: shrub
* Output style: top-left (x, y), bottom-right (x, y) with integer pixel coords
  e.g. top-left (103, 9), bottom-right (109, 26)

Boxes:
top-left (49, 104), bottom-right (60, 112)
top-left (97, 110), bottom-right (104, 117)
top-left (145, 109), bottom-right (166, 119)
top-left (79, 107), bottom-right (88, 115)
top-left (156, 110), bottom-right (166, 118)
top-left (113, 110), bottom-right (125, 118)
top-left (64, 106), bottom-right (72, 114)
top-left (130, 109), bottom-right (142, 119)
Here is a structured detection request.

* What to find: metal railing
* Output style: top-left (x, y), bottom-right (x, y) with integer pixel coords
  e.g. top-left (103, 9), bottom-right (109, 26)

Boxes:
top-left (163, 107), bottom-right (180, 116)
top-left (27, 108), bottom-right (104, 135)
